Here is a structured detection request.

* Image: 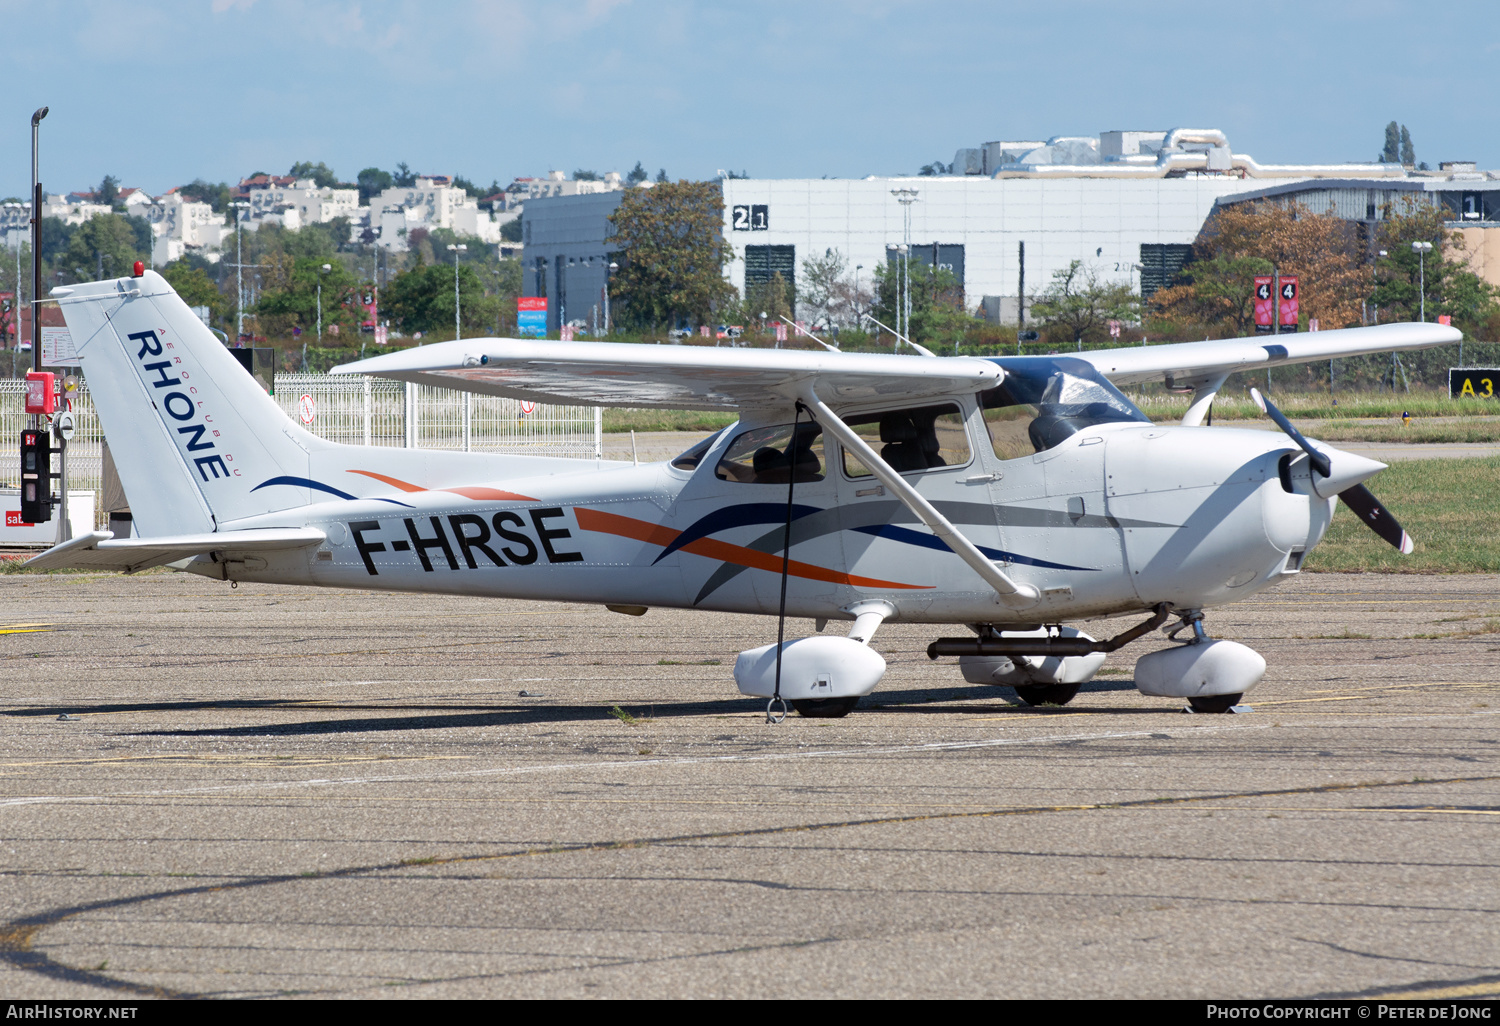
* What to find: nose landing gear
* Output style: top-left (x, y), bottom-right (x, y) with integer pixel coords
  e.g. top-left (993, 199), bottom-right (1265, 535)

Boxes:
top-left (1135, 610), bottom-right (1266, 713)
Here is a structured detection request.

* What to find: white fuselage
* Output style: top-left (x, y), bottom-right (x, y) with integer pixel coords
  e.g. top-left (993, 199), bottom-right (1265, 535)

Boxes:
top-left (208, 399), bottom-right (1330, 627)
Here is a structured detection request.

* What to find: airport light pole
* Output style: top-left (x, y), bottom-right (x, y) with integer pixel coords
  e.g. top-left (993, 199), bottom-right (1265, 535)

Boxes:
top-left (891, 188), bottom-right (918, 343)
top-left (447, 243), bottom-right (467, 339)
top-left (30, 106), bottom-right (47, 380)
top-left (316, 263), bottom-right (331, 342)
top-left (604, 260), bottom-right (617, 336)
top-left (232, 202), bottom-right (250, 341)
top-left (1411, 240), bottom-right (1432, 322)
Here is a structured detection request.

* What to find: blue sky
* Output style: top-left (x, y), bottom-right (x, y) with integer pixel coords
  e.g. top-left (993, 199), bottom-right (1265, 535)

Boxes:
top-left (2, 0), bottom-right (1495, 198)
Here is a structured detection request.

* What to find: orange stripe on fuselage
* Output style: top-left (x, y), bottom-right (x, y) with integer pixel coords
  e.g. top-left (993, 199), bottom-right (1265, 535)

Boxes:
top-left (347, 469), bottom-right (537, 502)
top-left (574, 506), bottom-right (930, 591)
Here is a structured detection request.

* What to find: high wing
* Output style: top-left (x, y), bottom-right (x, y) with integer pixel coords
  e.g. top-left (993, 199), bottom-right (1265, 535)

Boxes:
top-left (332, 322), bottom-right (1458, 408)
top-left (1075, 322), bottom-right (1461, 387)
top-left (332, 339), bottom-right (1000, 410)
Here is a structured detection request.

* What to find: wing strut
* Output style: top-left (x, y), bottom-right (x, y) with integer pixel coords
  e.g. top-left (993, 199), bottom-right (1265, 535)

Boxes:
top-left (802, 388), bottom-right (1039, 609)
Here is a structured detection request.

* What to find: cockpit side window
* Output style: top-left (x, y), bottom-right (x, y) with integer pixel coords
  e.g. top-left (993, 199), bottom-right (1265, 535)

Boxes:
top-left (670, 428), bottom-right (727, 472)
top-left (840, 403), bottom-right (970, 478)
top-left (979, 357), bottom-right (1149, 459)
top-left (714, 422), bottom-right (826, 484)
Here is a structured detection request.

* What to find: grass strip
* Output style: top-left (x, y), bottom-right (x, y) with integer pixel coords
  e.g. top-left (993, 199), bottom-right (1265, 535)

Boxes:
top-left (1306, 455), bottom-right (1500, 573)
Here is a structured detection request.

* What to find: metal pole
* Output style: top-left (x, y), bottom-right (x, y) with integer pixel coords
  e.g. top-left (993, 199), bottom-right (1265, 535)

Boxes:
top-left (1419, 249), bottom-right (1425, 322)
top-left (316, 282), bottom-right (322, 342)
top-left (30, 107), bottom-right (47, 380)
top-left (454, 249), bottom-right (461, 340)
top-left (1270, 267), bottom-right (1279, 390)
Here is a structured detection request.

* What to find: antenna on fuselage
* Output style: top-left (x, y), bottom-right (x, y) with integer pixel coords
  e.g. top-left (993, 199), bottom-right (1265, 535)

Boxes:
top-left (778, 316), bottom-right (840, 354)
top-left (860, 312), bottom-right (938, 358)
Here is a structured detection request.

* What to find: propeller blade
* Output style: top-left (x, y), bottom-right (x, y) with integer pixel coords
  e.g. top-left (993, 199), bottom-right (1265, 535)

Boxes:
top-left (1251, 388), bottom-right (1331, 477)
top-left (1338, 483), bottom-right (1415, 554)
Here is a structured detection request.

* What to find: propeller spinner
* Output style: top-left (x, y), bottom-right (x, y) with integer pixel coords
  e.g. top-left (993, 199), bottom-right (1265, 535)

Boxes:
top-left (1251, 388), bottom-right (1415, 555)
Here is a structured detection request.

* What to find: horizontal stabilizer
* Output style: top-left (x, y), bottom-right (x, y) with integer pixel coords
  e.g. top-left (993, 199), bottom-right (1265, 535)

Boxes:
top-left (24, 528), bottom-right (326, 574)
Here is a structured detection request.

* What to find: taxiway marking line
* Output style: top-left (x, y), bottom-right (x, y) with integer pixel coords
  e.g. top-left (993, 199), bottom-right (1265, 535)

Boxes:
top-left (0, 624), bottom-right (52, 635)
top-left (1366, 979), bottom-right (1500, 1000)
top-left (0, 724), bottom-right (1267, 808)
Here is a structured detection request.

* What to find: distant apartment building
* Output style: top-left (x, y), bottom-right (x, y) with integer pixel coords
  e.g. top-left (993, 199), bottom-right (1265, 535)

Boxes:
top-left (507, 170), bottom-right (624, 205)
top-left (239, 175), bottom-right (359, 232)
top-left (41, 194), bottom-right (111, 225)
top-left (143, 190), bottom-right (232, 265)
top-left (373, 175), bottom-right (505, 250)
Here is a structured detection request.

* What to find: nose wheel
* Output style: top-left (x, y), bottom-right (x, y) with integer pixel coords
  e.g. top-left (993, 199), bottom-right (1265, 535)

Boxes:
top-left (1186, 693), bottom-right (1243, 714)
top-left (1012, 683), bottom-right (1081, 707)
top-left (791, 697), bottom-right (860, 718)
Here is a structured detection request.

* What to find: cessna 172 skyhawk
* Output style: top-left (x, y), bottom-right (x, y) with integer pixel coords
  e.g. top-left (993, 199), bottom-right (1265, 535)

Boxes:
top-left (30, 269), bottom-right (1459, 717)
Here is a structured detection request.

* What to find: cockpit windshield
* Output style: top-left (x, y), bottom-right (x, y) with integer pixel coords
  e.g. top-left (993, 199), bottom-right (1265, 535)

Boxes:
top-left (978, 357), bottom-right (1149, 460)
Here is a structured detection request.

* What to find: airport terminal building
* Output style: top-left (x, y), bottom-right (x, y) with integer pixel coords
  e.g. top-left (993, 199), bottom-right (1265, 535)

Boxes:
top-left (521, 128), bottom-right (1499, 331)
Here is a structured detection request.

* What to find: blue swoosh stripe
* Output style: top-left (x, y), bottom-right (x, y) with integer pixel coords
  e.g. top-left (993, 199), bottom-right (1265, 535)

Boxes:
top-left (850, 524), bottom-right (1098, 571)
top-left (251, 476), bottom-right (414, 507)
top-left (653, 502), bottom-right (822, 564)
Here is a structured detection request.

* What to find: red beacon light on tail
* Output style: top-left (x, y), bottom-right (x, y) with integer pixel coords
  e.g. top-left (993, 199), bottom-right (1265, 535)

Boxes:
top-left (132, 260), bottom-right (144, 277)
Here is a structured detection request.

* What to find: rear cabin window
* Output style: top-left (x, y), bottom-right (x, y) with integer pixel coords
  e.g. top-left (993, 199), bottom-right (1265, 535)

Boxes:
top-left (715, 422), bottom-right (826, 484)
top-left (841, 403), bottom-right (970, 478)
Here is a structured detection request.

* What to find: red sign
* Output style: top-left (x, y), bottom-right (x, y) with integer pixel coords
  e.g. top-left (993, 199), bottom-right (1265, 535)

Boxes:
top-left (774, 323), bottom-right (788, 343)
top-left (1278, 277), bottom-right (1299, 327)
top-left (1438, 314), bottom-right (1452, 326)
top-left (1253, 277), bottom-right (1274, 330)
top-left (24, 372), bottom-right (55, 415)
top-left (517, 297), bottom-right (547, 311)
top-left (5, 511), bottom-right (32, 528)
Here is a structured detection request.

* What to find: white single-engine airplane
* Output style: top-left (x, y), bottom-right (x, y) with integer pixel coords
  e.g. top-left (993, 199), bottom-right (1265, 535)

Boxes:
top-left (31, 269), bottom-right (1459, 717)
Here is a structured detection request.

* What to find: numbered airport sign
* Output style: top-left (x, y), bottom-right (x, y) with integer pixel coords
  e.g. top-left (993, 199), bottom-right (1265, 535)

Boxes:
top-left (1451, 368), bottom-right (1500, 399)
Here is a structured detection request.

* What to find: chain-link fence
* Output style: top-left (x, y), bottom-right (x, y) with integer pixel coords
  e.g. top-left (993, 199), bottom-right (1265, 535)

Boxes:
top-left (2, 374), bottom-right (601, 528)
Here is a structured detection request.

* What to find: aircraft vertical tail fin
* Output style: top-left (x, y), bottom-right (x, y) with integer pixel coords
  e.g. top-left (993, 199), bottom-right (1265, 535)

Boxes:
top-left (57, 271), bottom-right (330, 536)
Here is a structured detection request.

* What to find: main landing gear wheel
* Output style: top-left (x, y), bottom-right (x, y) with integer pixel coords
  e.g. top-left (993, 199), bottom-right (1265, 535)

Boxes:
top-left (792, 697), bottom-right (860, 718)
top-left (1012, 683), bottom-right (1081, 707)
top-left (1187, 693), bottom-right (1242, 714)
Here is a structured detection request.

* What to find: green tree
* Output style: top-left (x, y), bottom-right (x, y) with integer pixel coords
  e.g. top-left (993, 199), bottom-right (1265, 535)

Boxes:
top-left (1030, 260), bottom-right (1140, 348)
top-left (1400, 125), bottom-right (1415, 167)
top-left (393, 162), bottom-right (417, 188)
top-left (625, 162), bottom-right (648, 186)
top-left (255, 257), bottom-right (358, 338)
top-left (97, 175), bottom-right (121, 207)
top-left (57, 213), bottom-right (149, 282)
top-left (799, 248), bottom-right (847, 326)
top-left (871, 261), bottom-right (969, 345)
top-left (607, 180), bottom-right (737, 329)
top-left (161, 262), bottom-right (226, 320)
top-left (288, 161), bottom-right (339, 188)
top-left (380, 262), bottom-right (496, 337)
top-left (356, 167), bottom-right (392, 206)
top-left (1381, 121), bottom-right (1401, 163)
top-left (1373, 202), bottom-right (1499, 334)
top-left (573, 170), bottom-right (600, 181)
top-left (500, 215), bottom-right (523, 243)
top-left (178, 179), bottom-right (233, 213)
top-left (743, 271), bottom-right (794, 325)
